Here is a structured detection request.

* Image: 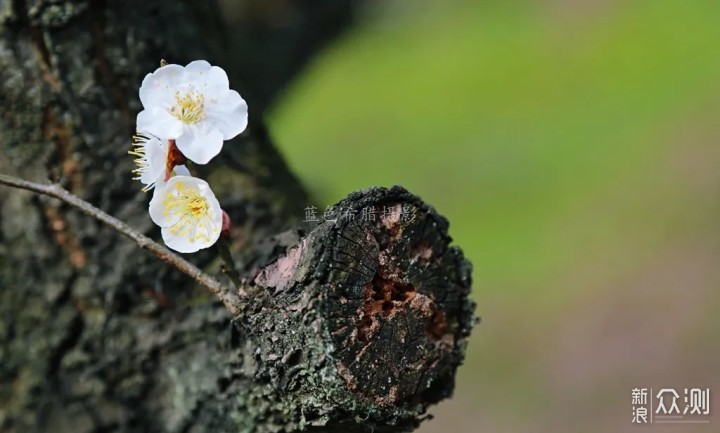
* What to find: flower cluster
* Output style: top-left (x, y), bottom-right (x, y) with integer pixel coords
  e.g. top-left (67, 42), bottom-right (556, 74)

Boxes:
top-left (130, 60), bottom-right (248, 253)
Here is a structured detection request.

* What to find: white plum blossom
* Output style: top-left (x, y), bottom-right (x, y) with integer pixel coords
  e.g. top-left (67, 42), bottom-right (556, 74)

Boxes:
top-left (149, 176), bottom-right (222, 253)
top-left (137, 60), bottom-right (248, 165)
top-left (129, 132), bottom-right (189, 191)
top-left (133, 60), bottom-right (244, 253)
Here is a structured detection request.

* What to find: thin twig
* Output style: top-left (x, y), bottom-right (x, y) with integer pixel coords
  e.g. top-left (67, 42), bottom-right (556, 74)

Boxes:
top-left (0, 173), bottom-right (244, 316)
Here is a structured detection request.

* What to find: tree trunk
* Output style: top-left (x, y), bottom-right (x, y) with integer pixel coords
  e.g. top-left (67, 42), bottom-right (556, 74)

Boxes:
top-left (0, 1), bottom-right (476, 432)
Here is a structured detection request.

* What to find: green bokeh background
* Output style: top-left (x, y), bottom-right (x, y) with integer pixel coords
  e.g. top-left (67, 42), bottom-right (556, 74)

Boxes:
top-left (268, 1), bottom-right (720, 431)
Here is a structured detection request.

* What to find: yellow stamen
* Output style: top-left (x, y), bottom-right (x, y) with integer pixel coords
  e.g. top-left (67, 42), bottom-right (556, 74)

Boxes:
top-left (162, 183), bottom-right (214, 243)
top-left (128, 133), bottom-right (165, 192)
top-left (170, 90), bottom-right (206, 124)
top-left (129, 133), bottom-right (151, 191)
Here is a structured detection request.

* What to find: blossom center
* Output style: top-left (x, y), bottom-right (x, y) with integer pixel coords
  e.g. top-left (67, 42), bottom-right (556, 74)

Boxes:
top-left (163, 182), bottom-right (213, 242)
top-left (171, 90), bottom-right (206, 124)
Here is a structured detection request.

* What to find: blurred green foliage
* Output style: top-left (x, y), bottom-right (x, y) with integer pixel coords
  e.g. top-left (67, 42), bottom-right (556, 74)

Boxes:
top-left (271, 0), bottom-right (719, 290)
top-left (269, 0), bottom-right (720, 428)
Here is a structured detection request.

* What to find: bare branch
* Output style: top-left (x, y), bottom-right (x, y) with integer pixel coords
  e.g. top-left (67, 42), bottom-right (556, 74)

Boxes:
top-left (0, 173), bottom-right (245, 316)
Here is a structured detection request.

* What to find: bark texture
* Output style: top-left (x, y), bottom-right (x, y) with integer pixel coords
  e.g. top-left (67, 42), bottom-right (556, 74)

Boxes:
top-left (0, 1), bottom-right (476, 432)
top-left (235, 187), bottom-right (474, 432)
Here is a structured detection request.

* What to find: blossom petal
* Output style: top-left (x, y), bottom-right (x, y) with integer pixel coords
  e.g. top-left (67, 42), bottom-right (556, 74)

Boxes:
top-left (206, 90), bottom-right (248, 140)
top-left (205, 66), bottom-right (230, 92)
top-left (182, 60), bottom-right (211, 86)
top-left (137, 108), bottom-right (184, 139)
top-left (184, 60), bottom-right (211, 73)
top-left (139, 64), bottom-right (185, 108)
top-left (173, 165), bottom-right (191, 177)
top-left (161, 227), bottom-right (204, 253)
top-left (205, 191), bottom-right (223, 234)
top-left (175, 124), bottom-right (224, 164)
top-left (197, 180), bottom-right (222, 214)
top-left (139, 136), bottom-right (167, 185)
top-left (183, 60), bottom-right (229, 92)
top-left (148, 186), bottom-right (170, 227)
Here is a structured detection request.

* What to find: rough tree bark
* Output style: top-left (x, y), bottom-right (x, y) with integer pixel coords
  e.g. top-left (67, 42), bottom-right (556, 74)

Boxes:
top-left (0, 1), bottom-right (476, 432)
